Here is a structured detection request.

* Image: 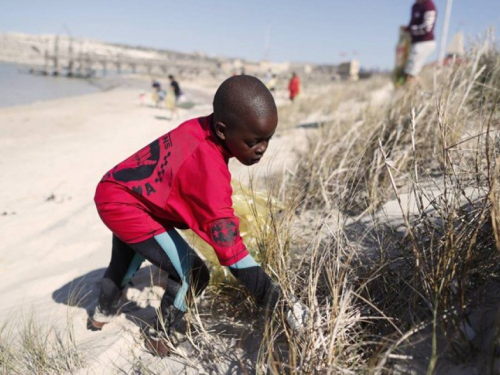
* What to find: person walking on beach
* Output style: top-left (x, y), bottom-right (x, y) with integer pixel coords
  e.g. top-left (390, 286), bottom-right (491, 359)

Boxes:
top-left (288, 72), bottom-right (300, 102)
top-left (403, 0), bottom-right (437, 84)
top-left (266, 74), bottom-right (278, 93)
top-left (151, 78), bottom-right (165, 108)
top-left (166, 75), bottom-right (182, 118)
top-left (91, 75), bottom-right (309, 356)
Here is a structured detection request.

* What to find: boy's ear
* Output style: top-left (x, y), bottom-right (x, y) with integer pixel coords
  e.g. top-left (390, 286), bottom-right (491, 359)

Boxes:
top-left (214, 121), bottom-right (227, 141)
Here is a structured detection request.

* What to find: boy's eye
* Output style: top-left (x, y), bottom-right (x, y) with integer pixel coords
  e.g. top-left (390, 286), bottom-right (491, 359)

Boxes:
top-left (246, 141), bottom-right (257, 147)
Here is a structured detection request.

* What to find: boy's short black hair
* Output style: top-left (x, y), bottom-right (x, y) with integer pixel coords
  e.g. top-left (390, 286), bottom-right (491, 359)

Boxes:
top-left (213, 75), bottom-right (276, 128)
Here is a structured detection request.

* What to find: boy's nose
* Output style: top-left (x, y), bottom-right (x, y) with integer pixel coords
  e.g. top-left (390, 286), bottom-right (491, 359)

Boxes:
top-left (256, 141), bottom-right (268, 155)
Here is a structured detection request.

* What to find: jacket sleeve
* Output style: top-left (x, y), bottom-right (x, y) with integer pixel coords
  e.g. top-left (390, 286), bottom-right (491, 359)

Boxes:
top-left (410, 4), bottom-right (437, 37)
top-left (168, 147), bottom-right (249, 266)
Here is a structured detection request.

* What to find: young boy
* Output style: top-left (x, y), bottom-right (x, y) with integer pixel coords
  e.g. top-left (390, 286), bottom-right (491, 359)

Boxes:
top-left (92, 75), bottom-right (308, 356)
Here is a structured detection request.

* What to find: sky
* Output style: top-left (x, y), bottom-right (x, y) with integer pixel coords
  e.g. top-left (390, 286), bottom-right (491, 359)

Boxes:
top-left (1, 0), bottom-right (499, 70)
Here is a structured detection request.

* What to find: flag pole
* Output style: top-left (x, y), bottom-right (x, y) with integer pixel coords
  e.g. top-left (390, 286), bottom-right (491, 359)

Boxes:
top-left (438, 0), bottom-right (453, 66)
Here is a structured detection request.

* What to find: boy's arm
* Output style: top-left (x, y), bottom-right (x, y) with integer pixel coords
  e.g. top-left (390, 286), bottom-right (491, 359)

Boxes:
top-left (170, 151), bottom-right (250, 265)
top-left (410, 10), bottom-right (436, 36)
top-left (227, 254), bottom-right (309, 331)
top-left (172, 152), bottom-right (308, 330)
top-left (409, 4), bottom-right (437, 37)
top-left (227, 254), bottom-right (280, 309)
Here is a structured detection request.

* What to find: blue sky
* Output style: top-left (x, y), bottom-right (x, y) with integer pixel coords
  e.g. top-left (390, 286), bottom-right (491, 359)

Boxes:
top-left (1, 0), bottom-right (499, 69)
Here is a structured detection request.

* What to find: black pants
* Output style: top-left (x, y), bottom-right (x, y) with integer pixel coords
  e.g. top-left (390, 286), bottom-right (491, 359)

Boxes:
top-left (99, 233), bottom-right (210, 314)
top-left (99, 232), bottom-right (280, 324)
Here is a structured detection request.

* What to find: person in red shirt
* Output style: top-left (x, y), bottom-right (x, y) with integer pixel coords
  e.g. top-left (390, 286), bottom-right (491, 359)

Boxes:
top-left (288, 72), bottom-right (300, 101)
top-left (403, 0), bottom-right (437, 83)
top-left (91, 75), bottom-right (308, 356)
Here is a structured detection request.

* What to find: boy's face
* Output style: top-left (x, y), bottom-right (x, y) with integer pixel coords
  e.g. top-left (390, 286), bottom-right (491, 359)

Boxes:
top-left (217, 113), bottom-right (277, 166)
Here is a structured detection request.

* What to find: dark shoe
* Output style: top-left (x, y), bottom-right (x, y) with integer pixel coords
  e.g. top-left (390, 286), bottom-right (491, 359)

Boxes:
top-left (144, 305), bottom-right (185, 357)
top-left (144, 327), bottom-right (172, 357)
top-left (160, 303), bottom-right (186, 336)
top-left (90, 278), bottom-right (123, 330)
top-left (89, 305), bottom-right (118, 329)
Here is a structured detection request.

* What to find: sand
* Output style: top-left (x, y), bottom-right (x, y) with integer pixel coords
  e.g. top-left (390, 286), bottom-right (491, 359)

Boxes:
top-left (0, 78), bottom-right (322, 372)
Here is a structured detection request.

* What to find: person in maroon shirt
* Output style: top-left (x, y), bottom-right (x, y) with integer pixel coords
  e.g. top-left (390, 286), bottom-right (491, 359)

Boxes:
top-left (91, 75), bottom-right (308, 356)
top-left (403, 0), bottom-right (437, 83)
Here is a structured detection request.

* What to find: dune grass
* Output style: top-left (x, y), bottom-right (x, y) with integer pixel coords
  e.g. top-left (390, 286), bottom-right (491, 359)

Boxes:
top-left (0, 311), bottom-right (85, 374)
top-left (3, 40), bottom-right (499, 374)
top-left (252, 40), bottom-right (500, 374)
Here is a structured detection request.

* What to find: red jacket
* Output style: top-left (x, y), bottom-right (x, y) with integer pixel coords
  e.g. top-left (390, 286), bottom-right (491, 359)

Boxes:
top-left (288, 76), bottom-right (300, 99)
top-left (94, 115), bottom-right (249, 266)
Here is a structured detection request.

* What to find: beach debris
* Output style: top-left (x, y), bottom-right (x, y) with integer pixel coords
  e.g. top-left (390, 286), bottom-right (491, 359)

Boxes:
top-left (45, 193), bottom-right (72, 203)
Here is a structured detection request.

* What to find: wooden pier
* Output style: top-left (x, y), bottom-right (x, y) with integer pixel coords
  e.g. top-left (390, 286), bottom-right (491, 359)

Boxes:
top-left (32, 35), bottom-right (219, 79)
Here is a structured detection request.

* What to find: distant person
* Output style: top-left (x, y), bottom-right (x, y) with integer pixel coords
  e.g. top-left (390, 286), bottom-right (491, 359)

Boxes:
top-left (169, 75), bottom-right (182, 102)
top-left (166, 75), bottom-right (182, 118)
top-left (403, 0), bottom-right (437, 83)
top-left (151, 78), bottom-right (164, 108)
top-left (91, 75), bottom-right (309, 356)
top-left (264, 69), bottom-right (272, 83)
top-left (266, 74), bottom-right (278, 93)
top-left (288, 72), bottom-right (300, 102)
top-left (152, 78), bottom-right (161, 91)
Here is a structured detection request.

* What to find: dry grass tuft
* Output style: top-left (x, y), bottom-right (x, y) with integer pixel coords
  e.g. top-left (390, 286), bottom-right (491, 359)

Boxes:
top-left (0, 311), bottom-right (85, 374)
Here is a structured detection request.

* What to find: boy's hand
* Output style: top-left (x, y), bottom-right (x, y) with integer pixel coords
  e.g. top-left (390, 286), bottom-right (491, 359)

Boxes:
top-left (285, 299), bottom-right (309, 332)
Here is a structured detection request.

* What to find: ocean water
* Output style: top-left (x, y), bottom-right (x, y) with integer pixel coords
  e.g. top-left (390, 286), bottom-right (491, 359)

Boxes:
top-left (0, 62), bottom-right (103, 109)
